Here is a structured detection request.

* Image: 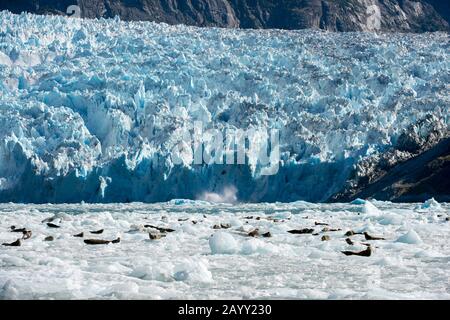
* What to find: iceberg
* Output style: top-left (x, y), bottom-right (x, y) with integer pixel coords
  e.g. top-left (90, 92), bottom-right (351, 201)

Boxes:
top-left (209, 231), bottom-right (239, 255)
top-left (350, 198), bottom-right (366, 205)
top-left (0, 12), bottom-right (448, 203)
top-left (420, 198), bottom-right (442, 210)
top-left (396, 230), bottom-right (423, 244)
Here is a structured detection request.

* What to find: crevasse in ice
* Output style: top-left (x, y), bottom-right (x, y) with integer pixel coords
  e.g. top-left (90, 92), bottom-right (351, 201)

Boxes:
top-left (0, 12), bottom-right (448, 203)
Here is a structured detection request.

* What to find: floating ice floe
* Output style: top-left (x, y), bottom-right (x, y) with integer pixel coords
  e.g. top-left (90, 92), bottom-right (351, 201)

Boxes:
top-left (270, 211), bottom-right (292, 220)
top-left (209, 231), bottom-right (239, 254)
top-left (360, 200), bottom-right (382, 215)
top-left (240, 238), bottom-right (279, 255)
top-left (378, 214), bottom-right (403, 225)
top-left (351, 198), bottom-right (366, 205)
top-left (173, 259), bottom-right (213, 283)
top-left (420, 198), bottom-right (442, 210)
top-left (396, 229), bottom-right (423, 244)
top-left (0, 280), bottom-right (19, 300)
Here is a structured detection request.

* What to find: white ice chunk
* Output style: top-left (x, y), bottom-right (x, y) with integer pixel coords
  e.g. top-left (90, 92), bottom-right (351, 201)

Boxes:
top-left (173, 259), bottom-right (213, 283)
top-left (0, 51), bottom-right (12, 66)
top-left (396, 229), bottom-right (423, 244)
top-left (209, 231), bottom-right (239, 254)
top-left (350, 198), bottom-right (366, 205)
top-left (421, 198), bottom-right (442, 210)
top-left (360, 200), bottom-right (381, 215)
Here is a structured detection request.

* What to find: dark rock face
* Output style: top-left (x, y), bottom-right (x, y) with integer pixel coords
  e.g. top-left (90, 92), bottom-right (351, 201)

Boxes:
top-left (1, 0), bottom-right (449, 32)
top-left (332, 115), bottom-right (450, 202)
top-left (344, 138), bottom-right (450, 202)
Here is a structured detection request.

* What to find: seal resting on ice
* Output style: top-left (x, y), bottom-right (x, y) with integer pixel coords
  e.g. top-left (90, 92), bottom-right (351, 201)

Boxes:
top-left (341, 246), bottom-right (372, 257)
top-left (2, 239), bottom-right (21, 246)
top-left (364, 232), bottom-right (385, 240)
top-left (84, 237), bottom-right (120, 245)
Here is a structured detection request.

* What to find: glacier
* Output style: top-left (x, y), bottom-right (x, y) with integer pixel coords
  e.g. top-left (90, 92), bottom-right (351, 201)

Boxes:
top-left (0, 12), bottom-right (449, 203)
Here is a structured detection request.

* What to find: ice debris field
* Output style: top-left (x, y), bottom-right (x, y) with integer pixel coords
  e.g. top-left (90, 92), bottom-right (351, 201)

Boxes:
top-left (0, 12), bottom-right (449, 300)
top-left (0, 12), bottom-right (449, 203)
top-left (0, 199), bottom-right (449, 299)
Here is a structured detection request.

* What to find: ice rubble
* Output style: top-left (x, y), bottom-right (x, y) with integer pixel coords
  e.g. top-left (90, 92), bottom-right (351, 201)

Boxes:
top-left (396, 229), bottom-right (423, 244)
top-left (0, 12), bottom-right (449, 203)
top-left (209, 230), bottom-right (279, 255)
top-left (351, 198), bottom-right (367, 205)
top-left (0, 202), bottom-right (449, 299)
top-left (209, 231), bottom-right (239, 254)
top-left (358, 200), bottom-right (381, 215)
top-left (421, 198), bottom-right (442, 210)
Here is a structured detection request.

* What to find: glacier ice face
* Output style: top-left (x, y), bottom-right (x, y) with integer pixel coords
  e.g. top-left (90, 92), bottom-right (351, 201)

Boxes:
top-left (0, 12), bottom-right (448, 203)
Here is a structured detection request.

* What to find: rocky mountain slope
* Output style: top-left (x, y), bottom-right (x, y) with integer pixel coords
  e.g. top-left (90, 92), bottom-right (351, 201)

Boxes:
top-left (332, 116), bottom-right (450, 202)
top-left (1, 0), bottom-right (449, 32)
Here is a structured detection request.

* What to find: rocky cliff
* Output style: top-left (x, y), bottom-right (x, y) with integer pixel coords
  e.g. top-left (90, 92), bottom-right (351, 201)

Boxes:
top-left (1, 0), bottom-right (449, 32)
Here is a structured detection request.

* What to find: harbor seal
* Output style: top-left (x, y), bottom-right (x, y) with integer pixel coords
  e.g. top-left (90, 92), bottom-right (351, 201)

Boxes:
top-left (149, 233), bottom-right (164, 240)
top-left (111, 237), bottom-right (121, 244)
top-left (84, 237), bottom-right (120, 245)
top-left (288, 228), bottom-right (314, 234)
top-left (22, 230), bottom-right (32, 240)
top-left (2, 239), bottom-right (21, 246)
top-left (144, 225), bottom-right (175, 233)
top-left (345, 230), bottom-right (363, 237)
top-left (364, 232), bottom-right (385, 240)
top-left (84, 239), bottom-right (110, 245)
top-left (47, 223), bottom-right (60, 228)
top-left (342, 246), bottom-right (372, 257)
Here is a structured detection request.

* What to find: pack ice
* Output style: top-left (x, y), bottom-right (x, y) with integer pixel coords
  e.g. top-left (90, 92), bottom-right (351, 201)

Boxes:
top-left (0, 12), bottom-right (448, 203)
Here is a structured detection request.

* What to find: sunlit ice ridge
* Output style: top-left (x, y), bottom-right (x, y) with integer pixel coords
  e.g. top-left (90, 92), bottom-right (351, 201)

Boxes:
top-left (0, 12), bottom-right (448, 204)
